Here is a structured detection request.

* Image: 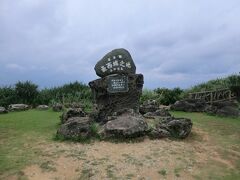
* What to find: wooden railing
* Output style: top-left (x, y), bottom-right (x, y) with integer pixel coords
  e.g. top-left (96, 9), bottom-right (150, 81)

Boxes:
top-left (188, 88), bottom-right (236, 104)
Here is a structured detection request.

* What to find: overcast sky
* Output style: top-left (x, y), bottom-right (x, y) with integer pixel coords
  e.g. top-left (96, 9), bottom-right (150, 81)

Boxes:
top-left (0, 0), bottom-right (240, 89)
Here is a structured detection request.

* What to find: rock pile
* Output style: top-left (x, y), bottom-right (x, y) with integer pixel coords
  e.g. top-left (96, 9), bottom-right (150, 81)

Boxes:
top-left (57, 107), bottom-right (91, 139)
top-left (57, 117), bottom-right (93, 139)
top-left (139, 100), bottom-right (159, 115)
top-left (149, 117), bottom-right (192, 139)
top-left (143, 108), bottom-right (171, 119)
top-left (205, 101), bottom-right (240, 117)
top-left (171, 99), bottom-right (240, 117)
top-left (171, 99), bottom-right (206, 112)
top-left (57, 48), bottom-right (193, 140)
top-left (61, 108), bottom-right (86, 124)
top-left (103, 109), bottom-right (148, 138)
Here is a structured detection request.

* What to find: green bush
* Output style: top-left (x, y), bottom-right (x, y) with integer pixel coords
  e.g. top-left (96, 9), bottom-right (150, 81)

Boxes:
top-left (15, 81), bottom-right (39, 106)
top-left (0, 86), bottom-right (17, 108)
top-left (227, 74), bottom-right (240, 86)
top-left (140, 88), bottom-right (183, 105)
top-left (140, 89), bottom-right (158, 104)
top-left (154, 87), bottom-right (183, 105)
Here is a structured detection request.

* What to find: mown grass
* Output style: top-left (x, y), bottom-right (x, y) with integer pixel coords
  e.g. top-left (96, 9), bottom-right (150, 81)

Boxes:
top-left (0, 110), bottom-right (61, 176)
top-left (172, 111), bottom-right (240, 145)
top-left (172, 111), bottom-right (240, 179)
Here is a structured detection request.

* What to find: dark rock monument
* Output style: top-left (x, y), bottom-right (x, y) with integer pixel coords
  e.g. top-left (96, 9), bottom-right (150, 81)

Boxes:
top-left (57, 48), bottom-right (192, 140)
top-left (89, 48), bottom-right (144, 123)
top-left (89, 48), bottom-right (147, 137)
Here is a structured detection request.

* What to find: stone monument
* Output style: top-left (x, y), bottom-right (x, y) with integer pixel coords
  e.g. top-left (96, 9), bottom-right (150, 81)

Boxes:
top-left (89, 48), bottom-right (144, 123)
top-left (89, 48), bottom-right (148, 137)
top-left (57, 48), bottom-right (192, 140)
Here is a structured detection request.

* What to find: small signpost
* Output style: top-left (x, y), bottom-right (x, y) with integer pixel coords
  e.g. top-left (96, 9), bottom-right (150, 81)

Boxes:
top-left (107, 75), bottom-right (129, 93)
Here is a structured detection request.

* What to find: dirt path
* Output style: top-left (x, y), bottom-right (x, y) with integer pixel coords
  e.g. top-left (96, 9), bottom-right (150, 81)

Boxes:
top-left (7, 127), bottom-right (238, 180)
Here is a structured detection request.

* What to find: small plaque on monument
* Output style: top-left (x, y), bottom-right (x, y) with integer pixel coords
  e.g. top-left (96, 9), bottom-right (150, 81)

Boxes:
top-left (107, 75), bottom-right (129, 93)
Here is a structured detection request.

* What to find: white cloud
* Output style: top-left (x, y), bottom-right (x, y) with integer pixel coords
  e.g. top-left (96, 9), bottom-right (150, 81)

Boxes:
top-left (5, 63), bottom-right (25, 72)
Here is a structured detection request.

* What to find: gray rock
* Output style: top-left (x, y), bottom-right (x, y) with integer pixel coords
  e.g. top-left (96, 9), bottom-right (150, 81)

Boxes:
top-left (52, 103), bottom-right (63, 112)
top-left (57, 117), bottom-right (92, 139)
top-left (37, 105), bottom-right (49, 110)
top-left (211, 101), bottom-right (238, 108)
top-left (148, 128), bottom-right (171, 138)
top-left (61, 108), bottom-right (86, 124)
top-left (172, 99), bottom-right (240, 117)
top-left (140, 100), bottom-right (160, 115)
top-left (155, 109), bottom-right (171, 117)
top-left (205, 101), bottom-right (240, 117)
top-left (104, 110), bottom-right (148, 137)
top-left (143, 112), bottom-right (156, 119)
top-left (143, 108), bottom-right (172, 118)
top-left (171, 99), bottom-right (206, 112)
top-left (151, 117), bottom-right (192, 139)
top-left (95, 48), bottom-right (136, 77)
top-left (216, 106), bottom-right (239, 117)
top-left (8, 104), bottom-right (29, 111)
top-left (0, 107), bottom-right (8, 114)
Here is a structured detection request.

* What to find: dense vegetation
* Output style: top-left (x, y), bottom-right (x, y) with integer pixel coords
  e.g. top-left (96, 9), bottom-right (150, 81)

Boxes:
top-left (0, 74), bottom-right (239, 108)
top-left (140, 87), bottom-right (183, 105)
top-left (0, 81), bottom-right (92, 108)
top-left (141, 73), bottom-right (240, 105)
top-left (185, 74), bottom-right (240, 93)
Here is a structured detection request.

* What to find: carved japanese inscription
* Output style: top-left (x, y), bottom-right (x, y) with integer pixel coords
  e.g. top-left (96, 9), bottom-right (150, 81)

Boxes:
top-left (107, 75), bottom-right (129, 93)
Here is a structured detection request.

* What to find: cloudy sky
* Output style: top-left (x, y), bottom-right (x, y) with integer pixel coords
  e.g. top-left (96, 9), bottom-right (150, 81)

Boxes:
top-left (0, 0), bottom-right (240, 89)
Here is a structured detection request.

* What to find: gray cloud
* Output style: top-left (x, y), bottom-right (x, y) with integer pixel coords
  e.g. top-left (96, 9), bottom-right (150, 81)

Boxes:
top-left (0, 0), bottom-right (240, 89)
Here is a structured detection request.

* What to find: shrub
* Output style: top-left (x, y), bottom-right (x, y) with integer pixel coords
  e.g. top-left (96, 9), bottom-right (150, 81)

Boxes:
top-left (227, 74), bottom-right (240, 86)
top-left (15, 81), bottom-right (39, 106)
top-left (0, 86), bottom-right (17, 108)
top-left (140, 89), bottom-right (158, 104)
top-left (154, 87), bottom-right (183, 105)
top-left (140, 88), bottom-right (183, 105)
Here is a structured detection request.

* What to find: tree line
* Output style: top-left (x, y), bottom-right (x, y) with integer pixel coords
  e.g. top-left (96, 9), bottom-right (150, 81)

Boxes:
top-left (0, 74), bottom-right (238, 108)
top-left (0, 81), bottom-right (92, 108)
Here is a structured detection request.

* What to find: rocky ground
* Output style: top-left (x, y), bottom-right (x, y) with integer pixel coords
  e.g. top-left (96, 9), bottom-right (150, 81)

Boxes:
top-left (5, 127), bottom-right (239, 180)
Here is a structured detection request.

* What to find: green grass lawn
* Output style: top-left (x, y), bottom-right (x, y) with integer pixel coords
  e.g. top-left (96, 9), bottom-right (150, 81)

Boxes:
top-left (0, 110), bottom-right (61, 176)
top-left (0, 110), bottom-right (240, 179)
top-left (172, 111), bottom-right (240, 145)
top-left (172, 111), bottom-right (240, 179)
